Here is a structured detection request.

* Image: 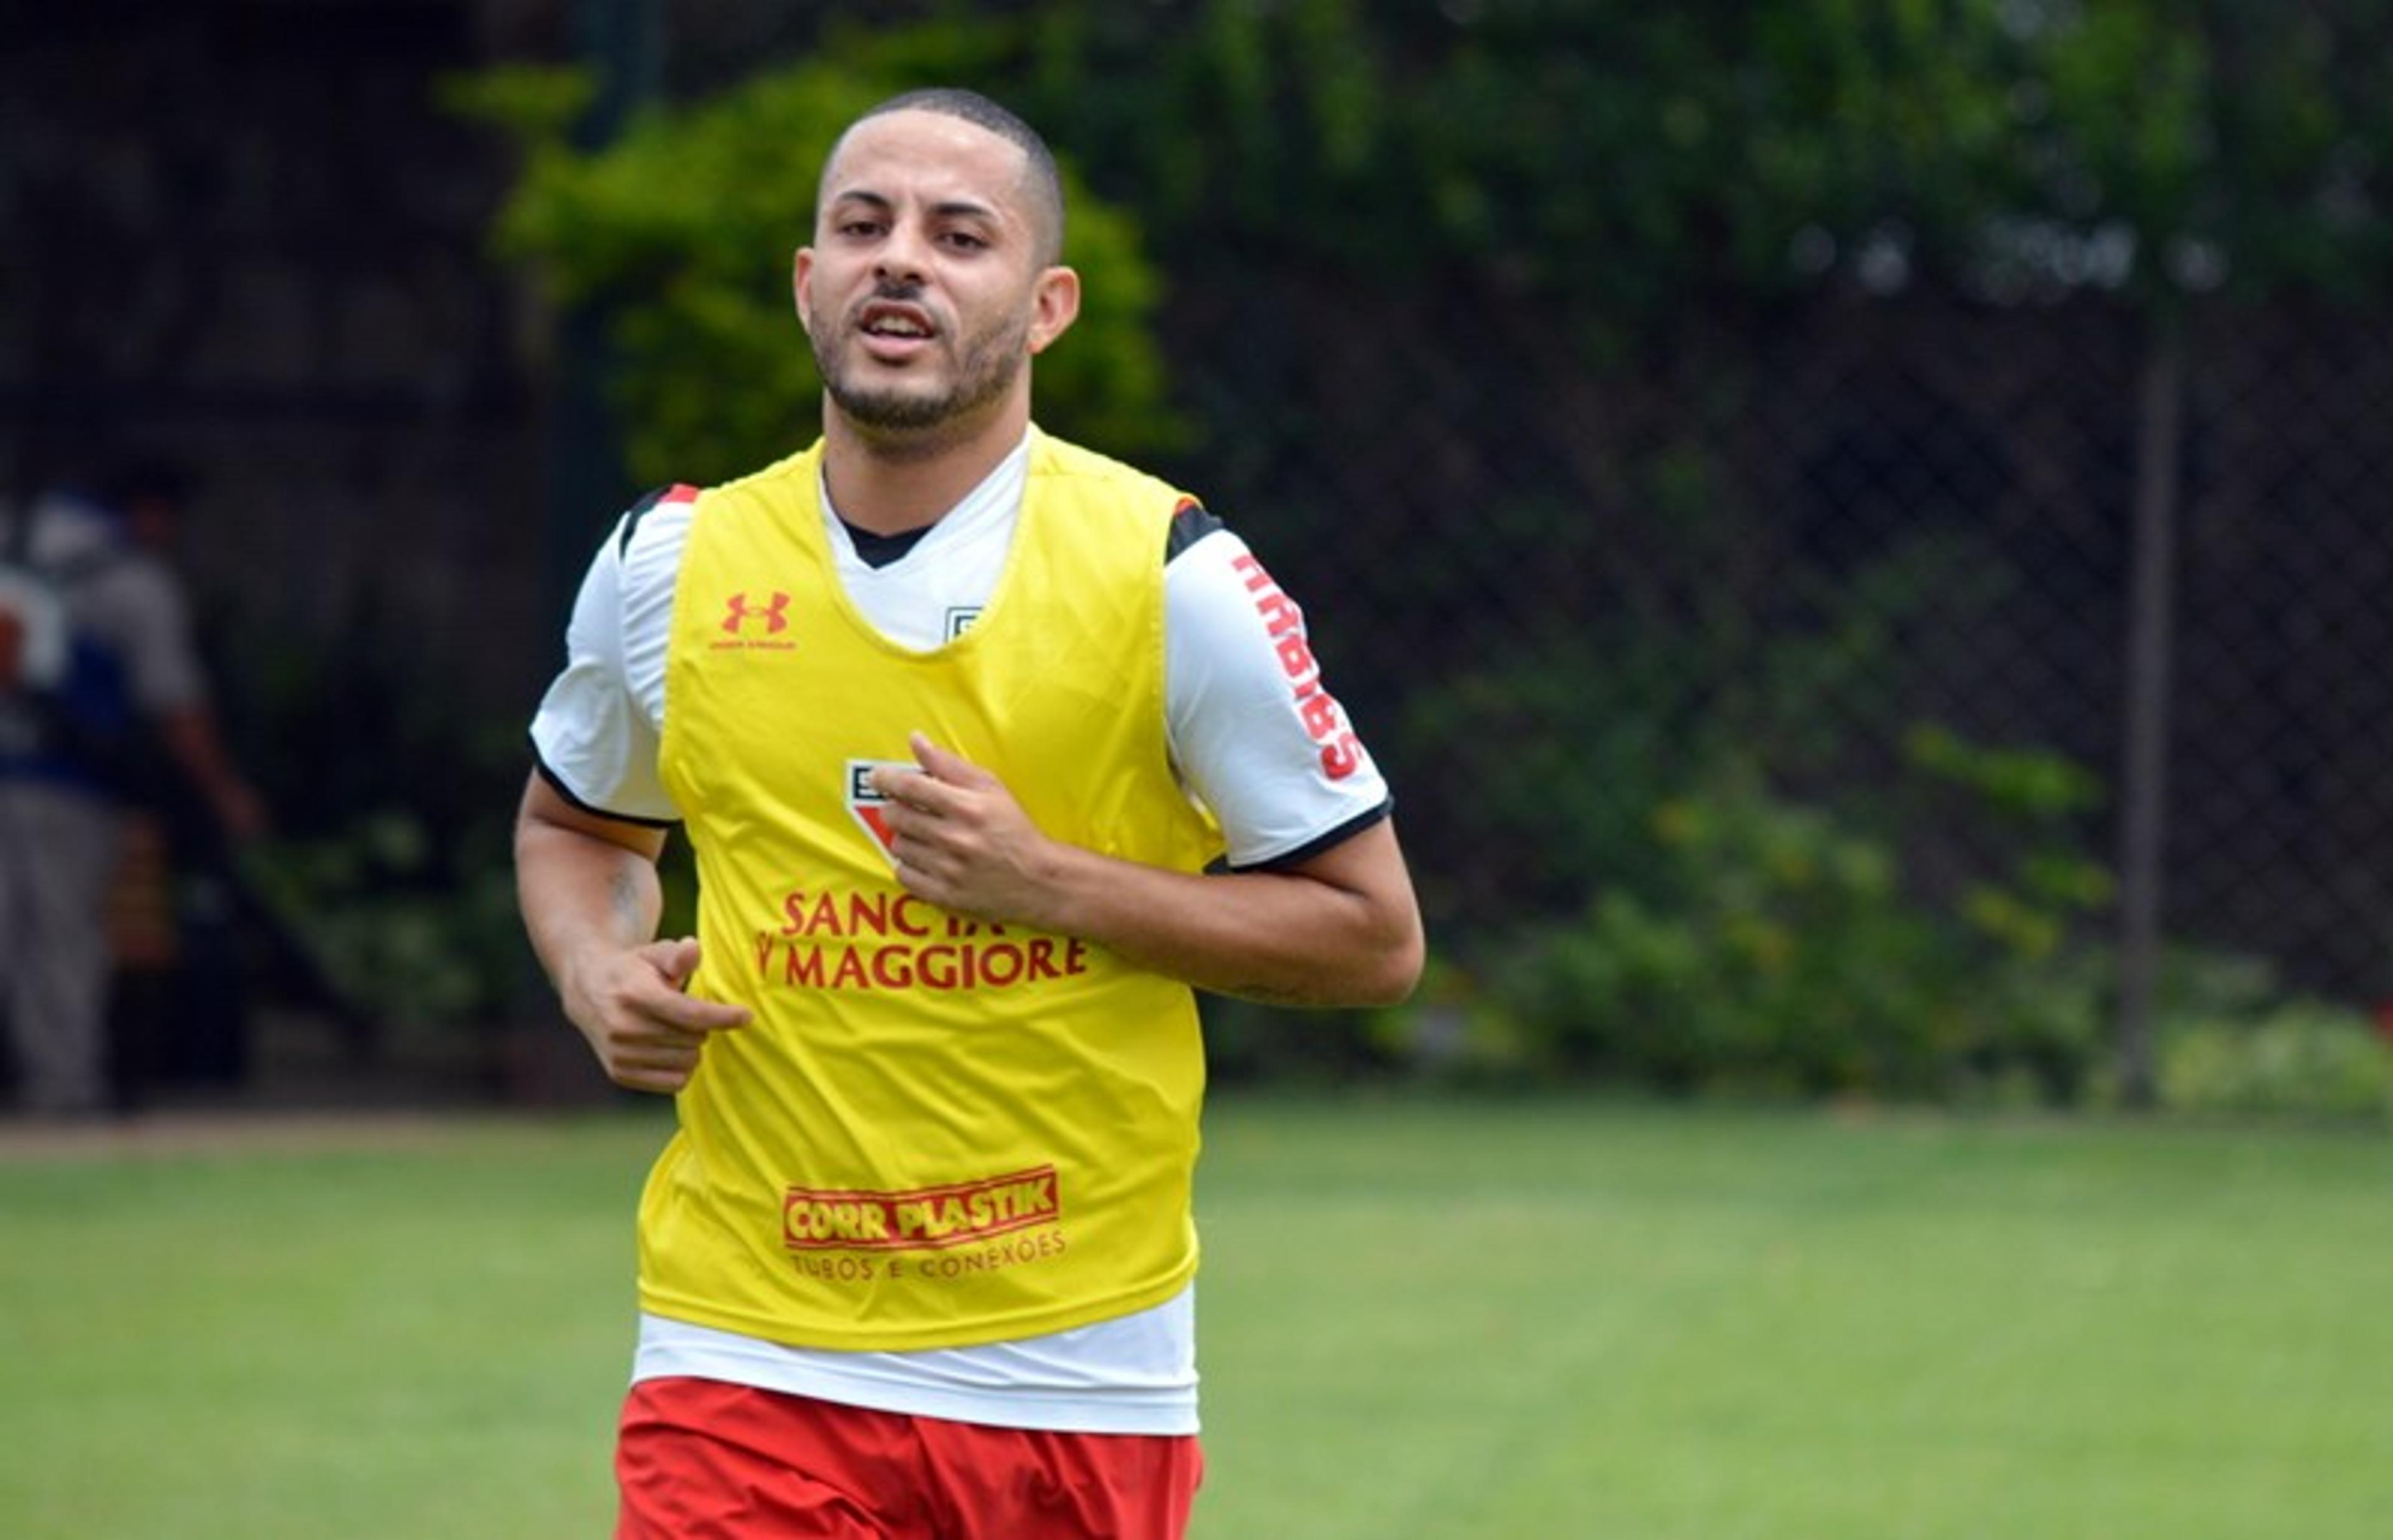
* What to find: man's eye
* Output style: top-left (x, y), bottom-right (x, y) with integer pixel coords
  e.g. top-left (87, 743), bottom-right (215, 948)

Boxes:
top-left (942, 231), bottom-right (988, 251)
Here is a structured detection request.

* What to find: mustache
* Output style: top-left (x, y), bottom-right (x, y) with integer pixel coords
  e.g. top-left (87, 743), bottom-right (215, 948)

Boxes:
top-left (839, 278), bottom-right (933, 335)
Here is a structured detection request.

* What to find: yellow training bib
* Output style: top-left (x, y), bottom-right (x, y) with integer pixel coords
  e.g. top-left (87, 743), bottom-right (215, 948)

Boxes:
top-left (646, 431), bottom-right (1221, 1351)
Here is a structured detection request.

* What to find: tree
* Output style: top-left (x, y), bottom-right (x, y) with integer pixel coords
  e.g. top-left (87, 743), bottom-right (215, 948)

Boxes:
top-left (452, 21), bottom-right (1183, 488)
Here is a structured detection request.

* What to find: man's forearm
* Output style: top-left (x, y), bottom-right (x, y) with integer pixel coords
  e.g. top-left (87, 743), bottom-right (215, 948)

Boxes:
top-left (1033, 823), bottom-right (1423, 1008)
top-left (869, 739), bottom-right (1423, 1006)
top-left (513, 780), bottom-right (668, 996)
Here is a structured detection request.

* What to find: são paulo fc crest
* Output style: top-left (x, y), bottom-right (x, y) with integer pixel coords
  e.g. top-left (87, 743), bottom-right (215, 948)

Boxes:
top-left (846, 759), bottom-right (912, 857)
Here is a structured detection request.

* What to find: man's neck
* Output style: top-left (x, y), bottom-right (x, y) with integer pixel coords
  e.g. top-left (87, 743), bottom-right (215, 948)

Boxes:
top-left (819, 404), bottom-right (1030, 536)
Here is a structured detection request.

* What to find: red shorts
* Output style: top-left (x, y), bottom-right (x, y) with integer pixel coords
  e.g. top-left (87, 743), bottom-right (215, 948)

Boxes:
top-left (616, 1377), bottom-right (1203, 1540)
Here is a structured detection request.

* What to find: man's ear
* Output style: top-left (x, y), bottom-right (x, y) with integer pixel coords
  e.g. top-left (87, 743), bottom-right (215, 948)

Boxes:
top-left (1026, 265), bottom-right (1081, 356)
top-left (792, 248), bottom-right (815, 335)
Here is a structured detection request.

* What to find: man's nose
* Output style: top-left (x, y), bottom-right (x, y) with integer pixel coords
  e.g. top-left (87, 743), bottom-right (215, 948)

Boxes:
top-left (875, 222), bottom-right (932, 285)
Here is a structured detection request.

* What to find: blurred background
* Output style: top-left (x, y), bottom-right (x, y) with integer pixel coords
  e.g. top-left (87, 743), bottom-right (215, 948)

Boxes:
top-left (5, 0), bottom-right (2390, 1120)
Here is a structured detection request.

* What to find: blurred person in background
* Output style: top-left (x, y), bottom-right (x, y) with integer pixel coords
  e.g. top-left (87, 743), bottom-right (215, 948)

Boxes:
top-left (0, 455), bottom-right (267, 1118)
top-left (515, 88), bottom-right (1421, 1538)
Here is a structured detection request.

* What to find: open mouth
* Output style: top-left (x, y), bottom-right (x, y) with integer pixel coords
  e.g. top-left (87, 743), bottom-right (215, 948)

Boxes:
top-left (857, 302), bottom-right (936, 348)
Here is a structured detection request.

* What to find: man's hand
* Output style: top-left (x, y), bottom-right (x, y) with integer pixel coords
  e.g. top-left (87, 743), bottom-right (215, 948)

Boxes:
top-left (864, 731), bottom-right (1423, 1008)
top-left (870, 733), bottom-right (1059, 926)
top-left (561, 935), bottom-right (750, 1095)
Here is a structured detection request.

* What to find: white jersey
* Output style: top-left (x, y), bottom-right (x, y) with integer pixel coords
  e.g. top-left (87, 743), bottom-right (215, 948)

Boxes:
top-left (530, 432), bottom-right (1392, 1434)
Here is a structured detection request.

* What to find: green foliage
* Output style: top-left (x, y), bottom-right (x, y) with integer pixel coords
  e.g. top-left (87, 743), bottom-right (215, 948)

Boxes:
top-left (209, 612), bottom-right (540, 1040)
top-left (454, 23), bottom-right (1185, 486)
top-left (1355, 510), bottom-right (2123, 1102)
top-left (1433, 750), bottom-right (2111, 1100)
top-left (1020, 0), bottom-right (2392, 324)
top-left (1905, 721), bottom-right (2106, 821)
top-left (434, 62), bottom-right (593, 145)
top-left (2156, 1005), bottom-right (2393, 1121)
top-left (1390, 521), bottom-right (2019, 928)
top-left (2089, 948), bottom-right (2393, 1121)
top-left (242, 809), bottom-right (532, 1034)
top-left (1391, 629), bottom-right (1712, 926)
top-left (426, 5), bottom-right (2392, 1106)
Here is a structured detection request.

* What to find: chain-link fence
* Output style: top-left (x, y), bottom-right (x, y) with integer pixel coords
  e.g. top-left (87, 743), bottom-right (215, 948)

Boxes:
top-left (1164, 278), bottom-right (2393, 1082)
top-left (10, 4), bottom-right (2391, 1101)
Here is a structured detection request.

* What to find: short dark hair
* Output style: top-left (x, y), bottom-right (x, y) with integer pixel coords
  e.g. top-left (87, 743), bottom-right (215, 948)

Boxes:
top-left (832, 88), bottom-right (1068, 265)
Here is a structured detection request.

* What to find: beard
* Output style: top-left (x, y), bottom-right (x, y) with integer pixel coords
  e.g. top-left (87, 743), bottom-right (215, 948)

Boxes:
top-left (811, 284), bottom-right (1033, 443)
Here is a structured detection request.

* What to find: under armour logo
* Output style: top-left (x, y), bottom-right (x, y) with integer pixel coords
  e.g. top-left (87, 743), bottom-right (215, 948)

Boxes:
top-left (723, 591), bottom-right (792, 635)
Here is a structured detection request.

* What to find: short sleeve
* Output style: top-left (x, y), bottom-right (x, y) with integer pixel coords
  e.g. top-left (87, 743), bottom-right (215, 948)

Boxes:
top-left (1163, 525), bottom-right (1392, 870)
top-left (528, 503), bottom-right (685, 825)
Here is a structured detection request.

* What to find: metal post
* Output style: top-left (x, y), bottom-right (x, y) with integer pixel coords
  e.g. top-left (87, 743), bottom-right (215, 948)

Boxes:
top-left (2114, 316), bottom-right (2186, 1108)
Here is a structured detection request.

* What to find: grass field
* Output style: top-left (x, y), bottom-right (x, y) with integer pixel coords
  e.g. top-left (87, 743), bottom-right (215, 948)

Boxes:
top-left (3, 1098), bottom-right (2390, 1538)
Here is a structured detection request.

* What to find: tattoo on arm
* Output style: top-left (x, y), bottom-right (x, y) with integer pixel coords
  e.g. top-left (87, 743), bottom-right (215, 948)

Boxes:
top-left (608, 866), bottom-right (648, 938)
